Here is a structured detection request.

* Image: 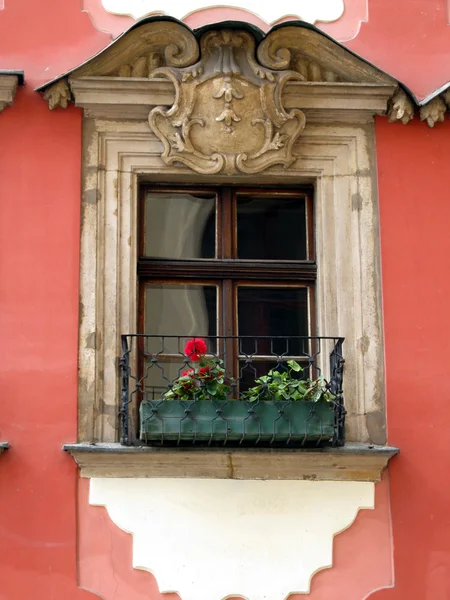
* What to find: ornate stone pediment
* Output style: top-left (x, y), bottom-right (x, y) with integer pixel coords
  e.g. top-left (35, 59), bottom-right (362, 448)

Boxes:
top-left (149, 30), bottom-right (306, 175)
top-left (37, 18), bottom-right (450, 128)
top-left (39, 19), bottom-right (413, 135)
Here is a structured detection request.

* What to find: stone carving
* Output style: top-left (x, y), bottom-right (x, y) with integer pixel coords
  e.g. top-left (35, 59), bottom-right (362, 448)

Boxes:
top-left (0, 74), bottom-right (19, 113)
top-left (43, 80), bottom-right (72, 110)
top-left (442, 88), bottom-right (450, 108)
top-left (116, 52), bottom-right (162, 78)
top-left (257, 26), bottom-right (393, 84)
top-left (387, 89), bottom-right (414, 125)
top-left (419, 96), bottom-right (446, 128)
top-left (148, 30), bottom-right (306, 175)
top-left (37, 18), bottom-right (450, 130)
top-left (292, 56), bottom-right (340, 82)
top-left (75, 21), bottom-right (198, 77)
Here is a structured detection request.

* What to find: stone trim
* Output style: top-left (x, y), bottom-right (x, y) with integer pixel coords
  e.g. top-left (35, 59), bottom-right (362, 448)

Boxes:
top-left (64, 442), bottom-right (399, 481)
top-left (79, 118), bottom-right (387, 446)
top-left (69, 77), bottom-right (396, 122)
top-left (0, 75), bottom-right (19, 113)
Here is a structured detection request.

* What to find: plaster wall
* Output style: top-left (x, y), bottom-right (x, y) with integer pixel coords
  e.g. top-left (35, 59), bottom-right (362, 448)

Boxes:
top-left (88, 478), bottom-right (374, 600)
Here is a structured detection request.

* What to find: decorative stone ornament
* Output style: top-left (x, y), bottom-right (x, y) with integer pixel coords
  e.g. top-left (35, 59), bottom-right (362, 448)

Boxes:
top-left (148, 30), bottom-right (306, 175)
top-left (0, 74), bottom-right (20, 113)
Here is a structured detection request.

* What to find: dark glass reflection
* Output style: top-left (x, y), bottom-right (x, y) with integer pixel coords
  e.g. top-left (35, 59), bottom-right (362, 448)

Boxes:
top-left (237, 195), bottom-right (308, 260)
top-left (238, 287), bottom-right (309, 356)
top-left (144, 192), bottom-right (216, 258)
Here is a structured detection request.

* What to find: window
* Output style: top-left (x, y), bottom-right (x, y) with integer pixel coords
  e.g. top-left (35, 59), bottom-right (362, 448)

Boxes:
top-left (59, 19), bottom-right (395, 478)
top-left (138, 185), bottom-right (316, 388)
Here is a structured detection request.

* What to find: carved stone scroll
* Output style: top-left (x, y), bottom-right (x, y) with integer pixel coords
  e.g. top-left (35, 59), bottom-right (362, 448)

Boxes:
top-left (148, 30), bottom-right (306, 175)
top-left (257, 26), bottom-right (395, 84)
top-left (75, 21), bottom-right (198, 77)
top-left (41, 21), bottom-right (199, 110)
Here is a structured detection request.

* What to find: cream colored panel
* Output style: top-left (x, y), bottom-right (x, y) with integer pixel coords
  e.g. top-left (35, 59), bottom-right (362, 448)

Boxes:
top-left (90, 477), bottom-right (374, 600)
top-left (101, 0), bottom-right (344, 24)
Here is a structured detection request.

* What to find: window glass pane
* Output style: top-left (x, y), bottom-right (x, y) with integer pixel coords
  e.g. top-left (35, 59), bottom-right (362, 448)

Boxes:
top-left (236, 194), bottom-right (308, 260)
top-left (143, 284), bottom-right (217, 392)
top-left (144, 284), bottom-right (217, 354)
top-left (238, 287), bottom-right (309, 356)
top-left (144, 192), bottom-right (216, 258)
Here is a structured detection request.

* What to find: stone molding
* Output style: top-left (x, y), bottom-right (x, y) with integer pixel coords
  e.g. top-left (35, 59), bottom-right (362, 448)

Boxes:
top-left (79, 119), bottom-right (387, 447)
top-left (65, 442), bottom-right (398, 481)
top-left (69, 76), bottom-right (397, 122)
top-left (0, 75), bottom-right (19, 113)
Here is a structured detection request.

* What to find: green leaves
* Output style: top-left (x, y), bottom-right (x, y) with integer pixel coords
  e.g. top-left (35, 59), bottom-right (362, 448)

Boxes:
top-left (163, 357), bottom-right (335, 405)
top-left (287, 359), bottom-right (302, 372)
top-left (242, 362), bottom-right (335, 404)
top-left (163, 358), bottom-right (233, 401)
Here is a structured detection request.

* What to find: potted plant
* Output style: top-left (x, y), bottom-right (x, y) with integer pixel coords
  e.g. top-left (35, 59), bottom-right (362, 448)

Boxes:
top-left (140, 338), bottom-right (339, 445)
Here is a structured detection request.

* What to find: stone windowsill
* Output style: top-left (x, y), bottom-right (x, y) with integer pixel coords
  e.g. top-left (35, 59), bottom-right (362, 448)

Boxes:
top-left (0, 442), bottom-right (9, 455)
top-left (63, 442), bottom-right (399, 482)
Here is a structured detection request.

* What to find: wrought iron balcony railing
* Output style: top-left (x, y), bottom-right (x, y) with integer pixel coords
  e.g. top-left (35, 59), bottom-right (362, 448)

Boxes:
top-left (119, 335), bottom-right (345, 447)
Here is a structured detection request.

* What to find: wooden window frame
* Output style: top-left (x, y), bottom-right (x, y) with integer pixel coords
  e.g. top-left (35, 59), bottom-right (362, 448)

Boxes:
top-left (138, 184), bottom-right (316, 337)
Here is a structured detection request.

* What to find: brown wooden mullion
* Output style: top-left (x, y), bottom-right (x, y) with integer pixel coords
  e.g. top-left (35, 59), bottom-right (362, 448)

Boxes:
top-left (221, 186), bottom-right (233, 259)
top-left (137, 259), bottom-right (317, 280)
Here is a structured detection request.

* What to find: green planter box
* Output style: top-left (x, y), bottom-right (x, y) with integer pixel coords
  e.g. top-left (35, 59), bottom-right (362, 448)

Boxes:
top-left (140, 399), bottom-right (336, 445)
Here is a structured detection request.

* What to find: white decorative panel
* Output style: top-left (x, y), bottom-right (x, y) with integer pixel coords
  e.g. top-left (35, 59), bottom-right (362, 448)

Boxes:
top-left (90, 477), bottom-right (374, 600)
top-left (101, 0), bottom-right (344, 25)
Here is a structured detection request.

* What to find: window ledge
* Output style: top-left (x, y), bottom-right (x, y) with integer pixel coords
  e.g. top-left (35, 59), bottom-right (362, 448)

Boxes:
top-left (63, 442), bottom-right (399, 482)
top-left (0, 442), bottom-right (9, 455)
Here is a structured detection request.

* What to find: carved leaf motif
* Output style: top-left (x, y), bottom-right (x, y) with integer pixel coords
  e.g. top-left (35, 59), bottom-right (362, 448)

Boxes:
top-left (213, 78), bottom-right (243, 102)
top-left (387, 89), bottom-right (414, 125)
top-left (169, 133), bottom-right (186, 152)
top-left (43, 80), bottom-right (72, 110)
top-left (268, 132), bottom-right (288, 150)
top-left (420, 96), bottom-right (446, 128)
top-left (216, 108), bottom-right (241, 131)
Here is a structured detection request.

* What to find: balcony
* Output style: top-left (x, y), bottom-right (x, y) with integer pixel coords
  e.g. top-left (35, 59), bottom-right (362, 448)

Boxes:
top-left (119, 335), bottom-right (346, 448)
top-left (64, 334), bottom-right (398, 480)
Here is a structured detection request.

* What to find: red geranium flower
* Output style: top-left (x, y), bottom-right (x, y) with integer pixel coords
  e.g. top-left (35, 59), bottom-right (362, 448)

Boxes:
top-left (198, 366), bottom-right (212, 378)
top-left (184, 338), bottom-right (207, 362)
top-left (181, 368), bottom-right (194, 377)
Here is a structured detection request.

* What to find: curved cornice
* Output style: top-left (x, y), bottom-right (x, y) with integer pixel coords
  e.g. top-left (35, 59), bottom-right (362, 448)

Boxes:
top-left (35, 17), bottom-right (449, 126)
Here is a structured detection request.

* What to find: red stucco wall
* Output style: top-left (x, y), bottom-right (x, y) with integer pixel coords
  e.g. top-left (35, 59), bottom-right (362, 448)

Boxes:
top-left (370, 117), bottom-right (450, 598)
top-left (1, 1), bottom-right (450, 598)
